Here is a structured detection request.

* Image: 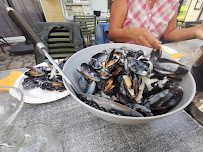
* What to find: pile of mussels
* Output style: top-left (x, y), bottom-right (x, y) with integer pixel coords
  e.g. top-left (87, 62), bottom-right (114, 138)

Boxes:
top-left (22, 60), bottom-right (66, 92)
top-left (76, 46), bottom-right (189, 117)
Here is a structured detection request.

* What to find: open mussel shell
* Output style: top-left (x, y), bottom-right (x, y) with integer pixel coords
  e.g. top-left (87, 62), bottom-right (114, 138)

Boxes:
top-left (24, 66), bottom-right (46, 77)
top-left (23, 62), bottom-right (67, 92)
top-left (149, 48), bottom-right (162, 63)
top-left (153, 58), bottom-right (189, 75)
top-left (77, 63), bottom-right (100, 82)
top-left (22, 77), bottom-right (40, 89)
top-left (89, 52), bottom-right (108, 70)
top-left (120, 46), bottom-right (146, 59)
top-left (127, 57), bottom-right (151, 77)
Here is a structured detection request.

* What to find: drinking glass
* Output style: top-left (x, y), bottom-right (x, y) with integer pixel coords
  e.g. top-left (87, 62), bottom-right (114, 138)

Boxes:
top-left (0, 86), bottom-right (63, 152)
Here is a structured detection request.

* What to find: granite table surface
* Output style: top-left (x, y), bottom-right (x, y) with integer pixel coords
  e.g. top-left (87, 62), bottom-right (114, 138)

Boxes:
top-left (1, 39), bottom-right (203, 152)
top-left (163, 38), bottom-right (202, 68)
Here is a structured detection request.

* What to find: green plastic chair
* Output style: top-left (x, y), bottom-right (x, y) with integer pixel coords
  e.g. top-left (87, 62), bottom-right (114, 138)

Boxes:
top-left (177, 6), bottom-right (188, 29)
top-left (73, 15), bottom-right (96, 46)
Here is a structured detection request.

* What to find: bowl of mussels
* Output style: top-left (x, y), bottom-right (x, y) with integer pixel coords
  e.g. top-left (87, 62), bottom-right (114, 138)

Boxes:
top-left (63, 43), bottom-right (196, 124)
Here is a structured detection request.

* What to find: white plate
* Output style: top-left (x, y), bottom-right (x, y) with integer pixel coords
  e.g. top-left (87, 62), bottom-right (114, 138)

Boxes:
top-left (12, 62), bottom-right (70, 104)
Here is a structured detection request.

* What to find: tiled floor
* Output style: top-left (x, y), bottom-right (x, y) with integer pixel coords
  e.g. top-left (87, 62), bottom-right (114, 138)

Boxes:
top-left (0, 45), bottom-right (35, 71)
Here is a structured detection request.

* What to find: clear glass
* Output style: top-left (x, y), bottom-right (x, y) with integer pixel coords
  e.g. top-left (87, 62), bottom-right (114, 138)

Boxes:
top-left (0, 87), bottom-right (63, 152)
top-left (193, 91), bottom-right (203, 112)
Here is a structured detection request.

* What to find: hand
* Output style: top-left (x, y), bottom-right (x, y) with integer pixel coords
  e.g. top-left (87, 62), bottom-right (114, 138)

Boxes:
top-left (194, 24), bottom-right (203, 40)
top-left (127, 27), bottom-right (161, 49)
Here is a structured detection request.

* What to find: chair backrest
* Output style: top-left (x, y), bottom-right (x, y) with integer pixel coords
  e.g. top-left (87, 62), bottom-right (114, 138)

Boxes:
top-left (73, 15), bottom-right (96, 36)
top-left (33, 22), bottom-right (86, 64)
top-left (48, 27), bottom-right (76, 59)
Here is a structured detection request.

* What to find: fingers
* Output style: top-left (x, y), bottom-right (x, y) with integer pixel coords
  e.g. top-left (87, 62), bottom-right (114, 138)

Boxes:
top-left (135, 36), bottom-right (161, 49)
top-left (141, 38), bottom-right (153, 48)
top-left (147, 38), bottom-right (161, 49)
top-left (131, 27), bottom-right (162, 49)
top-left (158, 41), bottom-right (162, 44)
top-left (135, 39), bottom-right (144, 47)
top-left (197, 34), bottom-right (203, 40)
top-left (146, 33), bottom-right (161, 49)
top-left (195, 25), bottom-right (203, 40)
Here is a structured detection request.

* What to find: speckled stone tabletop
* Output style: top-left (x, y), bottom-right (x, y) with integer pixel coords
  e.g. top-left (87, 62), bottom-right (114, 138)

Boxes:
top-left (1, 39), bottom-right (203, 152)
top-left (163, 39), bottom-right (202, 68)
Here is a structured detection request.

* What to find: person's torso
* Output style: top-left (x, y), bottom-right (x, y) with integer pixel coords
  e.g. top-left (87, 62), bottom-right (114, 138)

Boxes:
top-left (123, 0), bottom-right (179, 43)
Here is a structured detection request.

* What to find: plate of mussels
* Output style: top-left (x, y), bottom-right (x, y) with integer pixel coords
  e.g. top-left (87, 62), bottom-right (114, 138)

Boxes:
top-left (13, 60), bottom-right (70, 104)
top-left (62, 43), bottom-right (196, 124)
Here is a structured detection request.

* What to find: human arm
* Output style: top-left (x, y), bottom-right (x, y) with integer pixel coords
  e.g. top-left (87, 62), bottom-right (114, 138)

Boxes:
top-left (163, 11), bottom-right (203, 41)
top-left (108, 0), bottom-right (161, 49)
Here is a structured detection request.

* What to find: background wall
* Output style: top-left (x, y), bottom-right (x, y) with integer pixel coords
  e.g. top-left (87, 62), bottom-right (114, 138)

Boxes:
top-left (40, 0), bottom-right (64, 22)
top-left (185, 0), bottom-right (202, 21)
top-left (91, 0), bottom-right (108, 13)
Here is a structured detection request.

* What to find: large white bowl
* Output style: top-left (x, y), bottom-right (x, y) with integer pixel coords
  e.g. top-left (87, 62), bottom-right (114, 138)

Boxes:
top-left (63, 43), bottom-right (196, 124)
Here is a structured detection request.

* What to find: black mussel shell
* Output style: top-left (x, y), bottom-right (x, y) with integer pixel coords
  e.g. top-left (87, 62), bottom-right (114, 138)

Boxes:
top-left (153, 58), bottom-right (189, 75)
top-left (143, 86), bottom-right (183, 115)
top-left (89, 52), bottom-right (108, 70)
top-left (127, 103), bottom-right (153, 117)
top-left (150, 49), bottom-right (162, 63)
top-left (77, 63), bottom-right (100, 82)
